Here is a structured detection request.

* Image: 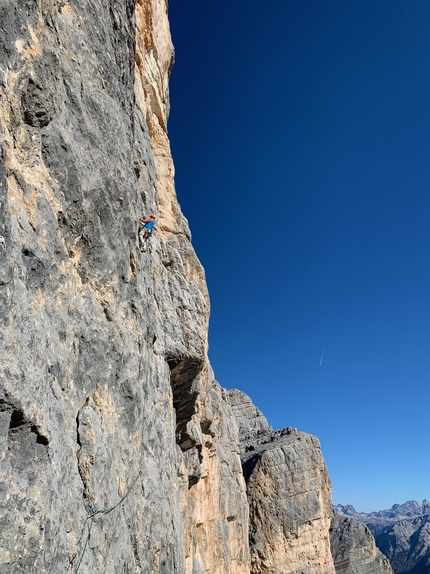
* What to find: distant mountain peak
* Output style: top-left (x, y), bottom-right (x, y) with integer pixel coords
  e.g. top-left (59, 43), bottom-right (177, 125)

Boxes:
top-left (334, 499), bottom-right (427, 521)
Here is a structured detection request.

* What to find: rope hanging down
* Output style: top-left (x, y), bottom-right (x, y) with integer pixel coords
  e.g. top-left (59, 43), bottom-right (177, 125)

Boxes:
top-left (70, 311), bottom-right (152, 574)
top-left (71, 469), bottom-right (142, 574)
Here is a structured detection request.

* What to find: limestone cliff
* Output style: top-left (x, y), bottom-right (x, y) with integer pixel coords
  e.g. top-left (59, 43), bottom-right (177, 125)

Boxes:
top-left (227, 390), bottom-right (336, 574)
top-left (0, 1), bottom-right (248, 572)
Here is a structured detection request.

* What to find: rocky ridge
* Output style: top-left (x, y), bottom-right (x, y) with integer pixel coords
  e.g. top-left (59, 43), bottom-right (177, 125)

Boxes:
top-left (334, 502), bottom-right (430, 574)
top-left (375, 515), bottom-right (430, 574)
top-left (334, 501), bottom-right (430, 535)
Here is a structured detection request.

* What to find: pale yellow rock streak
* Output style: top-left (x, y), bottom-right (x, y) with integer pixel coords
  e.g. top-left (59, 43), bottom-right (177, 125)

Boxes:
top-left (134, 3), bottom-right (250, 572)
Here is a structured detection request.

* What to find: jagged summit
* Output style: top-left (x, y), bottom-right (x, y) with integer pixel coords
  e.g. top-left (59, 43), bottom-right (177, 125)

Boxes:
top-left (376, 515), bottom-right (430, 574)
top-left (334, 499), bottom-right (430, 529)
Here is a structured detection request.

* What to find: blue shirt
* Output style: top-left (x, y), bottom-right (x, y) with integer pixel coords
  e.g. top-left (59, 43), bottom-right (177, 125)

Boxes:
top-left (144, 219), bottom-right (156, 229)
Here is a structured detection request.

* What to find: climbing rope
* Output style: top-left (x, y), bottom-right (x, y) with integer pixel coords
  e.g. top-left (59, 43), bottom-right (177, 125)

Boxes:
top-left (71, 469), bottom-right (143, 573)
top-left (69, 268), bottom-right (154, 573)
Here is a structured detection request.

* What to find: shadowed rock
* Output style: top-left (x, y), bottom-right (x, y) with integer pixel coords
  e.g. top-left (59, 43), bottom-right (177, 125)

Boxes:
top-left (330, 514), bottom-right (394, 574)
top-left (375, 515), bottom-right (430, 574)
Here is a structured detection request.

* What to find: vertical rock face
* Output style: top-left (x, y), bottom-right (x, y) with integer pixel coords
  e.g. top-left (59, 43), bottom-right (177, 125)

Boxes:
top-left (330, 514), bottom-right (394, 574)
top-left (134, 4), bottom-right (250, 572)
top-left (226, 390), bottom-right (336, 574)
top-left (181, 380), bottom-right (250, 574)
top-left (0, 1), bottom-right (248, 572)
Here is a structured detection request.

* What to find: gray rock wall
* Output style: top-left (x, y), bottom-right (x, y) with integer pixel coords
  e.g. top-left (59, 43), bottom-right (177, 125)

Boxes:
top-left (0, 1), bottom-right (249, 572)
top-left (0, 1), bottom-right (186, 571)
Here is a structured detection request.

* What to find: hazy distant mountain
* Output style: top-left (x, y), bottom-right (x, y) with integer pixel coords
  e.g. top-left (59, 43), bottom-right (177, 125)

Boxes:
top-left (333, 500), bottom-right (430, 536)
top-left (333, 501), bottom-right (430, 574)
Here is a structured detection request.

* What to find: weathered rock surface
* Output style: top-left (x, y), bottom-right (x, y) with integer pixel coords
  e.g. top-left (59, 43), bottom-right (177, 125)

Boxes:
top-left (226, 389), bottom-right (335, 574)
top-left (225, 388), bottom-right (272, 452)
top-left (330, 514), bottom-right (394, 574)
top-left (0, 1), bottom-right (249, 572)
top-left (181, 379), bottom-right (250, 574)
top-left (374, 515), bottom-right (430, 574)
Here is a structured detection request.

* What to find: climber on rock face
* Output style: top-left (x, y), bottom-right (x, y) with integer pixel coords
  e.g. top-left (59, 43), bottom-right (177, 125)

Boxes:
top-left (138, 215), bottom-right (156, 252)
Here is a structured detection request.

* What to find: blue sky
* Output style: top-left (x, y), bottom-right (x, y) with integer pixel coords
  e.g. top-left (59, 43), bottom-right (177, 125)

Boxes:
top-left (167, 0), bottom-right (430, 512)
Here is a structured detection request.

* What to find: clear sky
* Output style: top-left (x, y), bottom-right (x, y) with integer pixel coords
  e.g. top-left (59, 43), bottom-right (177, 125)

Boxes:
top-left (167, 0), bottom-right (430, 512)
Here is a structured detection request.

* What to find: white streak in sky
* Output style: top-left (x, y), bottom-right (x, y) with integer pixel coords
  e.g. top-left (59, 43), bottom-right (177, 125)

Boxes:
top-left (320, 347), bottom-right (325, 366)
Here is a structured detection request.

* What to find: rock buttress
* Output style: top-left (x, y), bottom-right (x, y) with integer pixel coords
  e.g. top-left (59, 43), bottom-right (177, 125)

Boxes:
top-left (0, 1), bottom-right (249, 573)
top-left (227, 390), bottom-right (336, 574)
